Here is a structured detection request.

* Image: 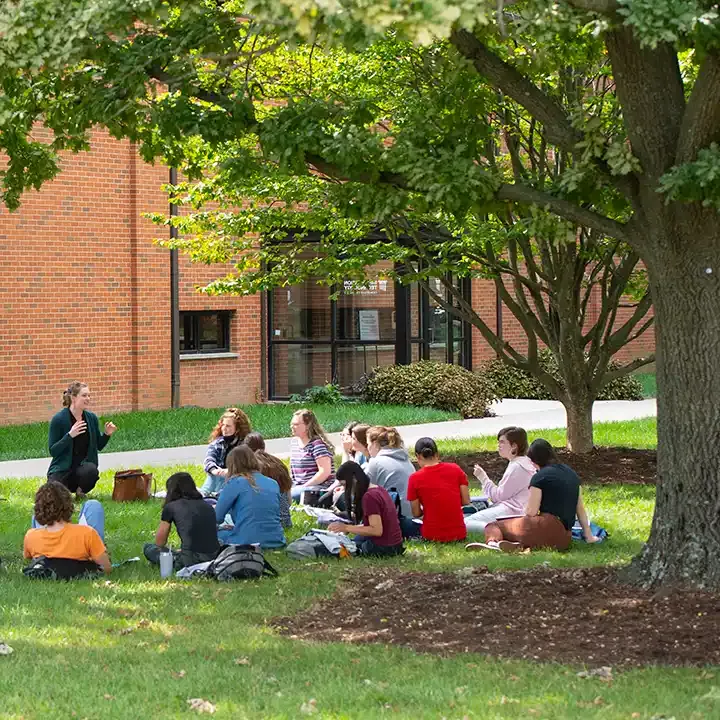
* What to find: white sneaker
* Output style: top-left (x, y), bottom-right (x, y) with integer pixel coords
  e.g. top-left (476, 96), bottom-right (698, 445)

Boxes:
top-left (465, 541), bottom-right (501, 552)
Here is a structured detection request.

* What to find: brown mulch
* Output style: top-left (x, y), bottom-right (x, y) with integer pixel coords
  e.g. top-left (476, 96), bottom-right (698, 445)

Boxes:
top-left (445, 447), bottom-right (657, 485)
top-left (273, 566), bottom-right (720, 668)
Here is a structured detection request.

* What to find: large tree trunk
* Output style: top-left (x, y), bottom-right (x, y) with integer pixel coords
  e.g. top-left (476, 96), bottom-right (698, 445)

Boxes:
top-left (563, 398), bottom-right (594, 453)
top-left (626, 228), bottom-right (720, 588)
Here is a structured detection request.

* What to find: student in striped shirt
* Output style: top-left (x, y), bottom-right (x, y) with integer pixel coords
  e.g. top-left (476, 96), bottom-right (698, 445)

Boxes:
top-left (289, 409), bottom-right (335, 504)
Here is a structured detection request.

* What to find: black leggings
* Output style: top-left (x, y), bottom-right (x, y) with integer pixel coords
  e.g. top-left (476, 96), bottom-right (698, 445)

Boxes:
top-left (48, 463), bottom-right (99, 494)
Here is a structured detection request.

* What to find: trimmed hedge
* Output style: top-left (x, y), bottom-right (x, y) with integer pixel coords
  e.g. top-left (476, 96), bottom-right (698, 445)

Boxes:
top-left (482, 350), bottom-right (644, 401)
top-left (359, 361), bottom-right (497, 418)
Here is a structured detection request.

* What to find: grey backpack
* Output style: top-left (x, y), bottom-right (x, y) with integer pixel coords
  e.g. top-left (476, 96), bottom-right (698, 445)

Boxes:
top-left (206, 544), bottom-right (278, 581)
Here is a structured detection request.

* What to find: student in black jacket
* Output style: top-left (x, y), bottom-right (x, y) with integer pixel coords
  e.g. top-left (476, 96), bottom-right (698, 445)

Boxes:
top-left (47, 382), bottom-right (117, 496)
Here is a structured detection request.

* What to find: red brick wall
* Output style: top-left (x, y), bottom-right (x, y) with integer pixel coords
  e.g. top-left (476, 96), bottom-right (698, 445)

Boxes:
top-left (0, 130), bottom-right (172, 425)
top-left (0, 130), bottom-right (263, 426)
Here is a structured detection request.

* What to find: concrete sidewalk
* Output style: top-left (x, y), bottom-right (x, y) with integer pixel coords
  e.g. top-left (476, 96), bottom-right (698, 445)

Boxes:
top-left (0, 399), bottom-right (656, 480)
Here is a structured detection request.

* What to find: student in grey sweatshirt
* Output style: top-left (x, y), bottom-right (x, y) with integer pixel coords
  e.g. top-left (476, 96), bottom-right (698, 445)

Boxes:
top-left (364, 426), bottom-right (415, 517)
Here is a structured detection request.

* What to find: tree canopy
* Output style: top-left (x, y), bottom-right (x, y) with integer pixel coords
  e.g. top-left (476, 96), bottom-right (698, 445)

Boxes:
top-left (2, 0), bottom-right (720, 587)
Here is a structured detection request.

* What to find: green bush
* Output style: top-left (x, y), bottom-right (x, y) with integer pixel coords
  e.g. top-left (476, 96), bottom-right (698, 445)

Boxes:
top-left (481, 350), bottom-right (644, 401)
top-left (289, 383), bottom-right (344, 404)
top-left (360, 361), bottom-right (497, 418)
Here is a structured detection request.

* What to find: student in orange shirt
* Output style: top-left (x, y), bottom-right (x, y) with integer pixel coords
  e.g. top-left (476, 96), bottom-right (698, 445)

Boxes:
top-left (24, 482), bottom-right (111, 574)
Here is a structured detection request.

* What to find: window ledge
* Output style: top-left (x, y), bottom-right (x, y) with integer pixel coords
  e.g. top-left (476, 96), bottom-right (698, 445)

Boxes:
top-left (180, 352), bottom-right (238, 361)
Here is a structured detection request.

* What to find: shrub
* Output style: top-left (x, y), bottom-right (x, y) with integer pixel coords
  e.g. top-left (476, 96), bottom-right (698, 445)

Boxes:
top-left (360, 361), bottom-right (497, 418)
top-left (481, 350), bottom-right (644, 401)
top-left (289, 383), bottom-right (344, 404)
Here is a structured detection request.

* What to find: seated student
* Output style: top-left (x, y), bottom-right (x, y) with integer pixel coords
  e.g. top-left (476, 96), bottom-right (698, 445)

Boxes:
top-left (24, 481), bottom-right (111, 575)
top-left (328, 461), bottom-right (404, 557)
top-left (289, 409), bottom-right (336, 504)
top-left (465, 426), bottom-right (536, 532)
top-left (143, 472), bottom-right (221, 569)
top-left (365, 426), bottom-right (415, 517)
top-left (406, 437), bottom-right (470, 543)
top-left (340, 422), bottom-right (367, 465)
top-left (244, 432), bottom-right (292, 529)
top-left (467, 438), bottom-right (600, 552)
top-left (201, 407), bottom-right (252, 496)
top-left (215, 445), bottom-right (286, 549)
top-left (350, 424), bottom-right (371, 467)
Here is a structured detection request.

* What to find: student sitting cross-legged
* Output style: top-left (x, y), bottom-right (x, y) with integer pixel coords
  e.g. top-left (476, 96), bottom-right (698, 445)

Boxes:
top-left (328, 461), bottom-right (404, 557)
top-left (244, 432), bottom-right (293, 529)
top-left (405, 437), bottom-right (471, 543)
top-left (143, 472), bottom-right (221, 569)
top-left (465, 426), bottom-right (536, 533)
top-left (467, 439), bottom-right (601, 552)
top-left (24, 481), bottom-right (111, 575)
top-left (200, 407), bottom-right (252, 496)
top-left (215, 445), bottom-right (286, 549)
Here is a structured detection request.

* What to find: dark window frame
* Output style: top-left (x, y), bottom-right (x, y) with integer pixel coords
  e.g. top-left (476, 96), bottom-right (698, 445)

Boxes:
top-left (267, 273), bottom-right (472, 399)
top-left (179, 310), bottom-right (232, 354)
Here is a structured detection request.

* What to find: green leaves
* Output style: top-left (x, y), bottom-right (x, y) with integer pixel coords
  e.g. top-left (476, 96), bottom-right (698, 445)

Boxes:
top-left (660, 142), bottom-right (720, 209)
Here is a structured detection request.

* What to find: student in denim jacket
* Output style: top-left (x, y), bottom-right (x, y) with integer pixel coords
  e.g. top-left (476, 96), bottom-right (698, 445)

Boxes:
top-left (200, 408), bottom-right (252, 496)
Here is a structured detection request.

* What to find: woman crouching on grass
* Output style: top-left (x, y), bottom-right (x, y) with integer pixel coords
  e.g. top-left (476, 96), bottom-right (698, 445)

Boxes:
top-left (144, 472), bottom-right (221, 570)
top-left (328, 461), bottom-right (404, 557)
top-left (467, 439), bottom-right (600, 552)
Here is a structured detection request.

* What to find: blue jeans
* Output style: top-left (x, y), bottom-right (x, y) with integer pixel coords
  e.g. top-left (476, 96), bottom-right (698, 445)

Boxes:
top-left (200, 473), bottom-right (226, 496)
top-left (32, 499), bottom-right (105, 542)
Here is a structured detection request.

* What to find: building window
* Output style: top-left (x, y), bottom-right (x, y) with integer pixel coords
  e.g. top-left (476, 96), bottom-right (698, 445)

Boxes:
top-left (180, 311), bottom-right (231, 354)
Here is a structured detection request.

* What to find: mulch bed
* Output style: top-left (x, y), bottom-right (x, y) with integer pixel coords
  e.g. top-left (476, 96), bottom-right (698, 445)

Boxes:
top-left (274, 566), bottom-right (720, 668)
top-left (445, 447), bottom-right (657, 485)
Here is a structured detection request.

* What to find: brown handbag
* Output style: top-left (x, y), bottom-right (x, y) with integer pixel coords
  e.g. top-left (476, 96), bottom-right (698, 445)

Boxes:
top-left (112, 468), bottom-right (154, 502)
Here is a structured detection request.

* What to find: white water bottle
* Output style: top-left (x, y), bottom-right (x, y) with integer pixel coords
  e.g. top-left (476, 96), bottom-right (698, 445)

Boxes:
top-left (159, 549), bottom-right (173, 578)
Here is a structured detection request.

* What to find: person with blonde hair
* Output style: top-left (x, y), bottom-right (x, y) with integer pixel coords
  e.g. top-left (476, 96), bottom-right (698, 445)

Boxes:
top-left (289, 408), bottom-right (335, 503)
top-left (47, 381), bottom-right (117, 497)
top-left (364, 425), bottom-right (415, 517)
top-left (214, 445), bottom-right (285, 548)
top-left (200, 407), bottom-right (252, 496)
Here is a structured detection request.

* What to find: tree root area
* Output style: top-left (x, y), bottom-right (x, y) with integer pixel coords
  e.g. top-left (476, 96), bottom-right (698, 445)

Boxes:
top-left (446, 447), bottom-right (656, 485)
top-left (274, 566), bottom-right (720, 667)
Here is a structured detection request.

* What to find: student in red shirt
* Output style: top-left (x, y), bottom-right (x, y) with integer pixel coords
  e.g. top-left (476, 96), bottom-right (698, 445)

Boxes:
top-left (328, 461), bottom-right (404, 557)
top-left (406, 437), bottom-right (470, 542)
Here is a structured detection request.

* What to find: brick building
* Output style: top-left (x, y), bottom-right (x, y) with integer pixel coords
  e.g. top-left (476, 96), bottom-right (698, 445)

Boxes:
top-left (0, 134), bottom-right (654, 425)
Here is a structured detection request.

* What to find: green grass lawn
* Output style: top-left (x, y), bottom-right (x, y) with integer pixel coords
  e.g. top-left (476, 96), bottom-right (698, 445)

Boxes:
top-left (1, 435), bottom-right (715, 719)
top-left (0, 403), bottom-right (457, 462)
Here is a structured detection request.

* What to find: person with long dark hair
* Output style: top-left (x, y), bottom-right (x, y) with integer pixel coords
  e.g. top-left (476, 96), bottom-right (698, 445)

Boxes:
top-left (467, 439), bottom-right (600, 552)
top-left (144, 472), bottom-right (221, 569)
top-left (328, 461), bottom-right (404, 557)
top-left (406, 437), bottom-right (470, 543)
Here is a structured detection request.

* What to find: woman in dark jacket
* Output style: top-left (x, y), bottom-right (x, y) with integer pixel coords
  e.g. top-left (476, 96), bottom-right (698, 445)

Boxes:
top-left (47, 382), bottom-right (117, 496)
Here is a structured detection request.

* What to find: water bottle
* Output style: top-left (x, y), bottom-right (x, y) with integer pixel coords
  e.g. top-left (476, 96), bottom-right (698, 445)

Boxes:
top-left (159, 549), bottom-right (173, 578)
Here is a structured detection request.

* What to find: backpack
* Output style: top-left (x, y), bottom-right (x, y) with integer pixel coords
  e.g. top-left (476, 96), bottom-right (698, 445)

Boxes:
top-left (286, 530), bottom-right (357, 559)
top-left (206, 544), bottom-right (278, 581)
top-left (23, 556), bottom-right (101, 580)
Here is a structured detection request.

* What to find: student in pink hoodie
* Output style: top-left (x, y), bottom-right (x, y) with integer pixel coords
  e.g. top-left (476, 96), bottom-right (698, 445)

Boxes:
top-left (465, 427), bottom-right (535, 533)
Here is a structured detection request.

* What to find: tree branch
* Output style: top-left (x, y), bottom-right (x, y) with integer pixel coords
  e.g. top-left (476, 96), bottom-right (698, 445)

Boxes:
top-left (450, 29), bottom-right (582, 153)
top-left (676, 50), bottom-right (720, 164)
top-left (496, 183), bottom-right (628, 240)
top-left (600, 353), bottom-right (655, 386)
top-left (565, 0), bottom-right (619, 13)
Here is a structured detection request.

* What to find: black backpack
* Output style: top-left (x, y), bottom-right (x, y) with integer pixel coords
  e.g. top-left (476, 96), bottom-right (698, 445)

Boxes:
top-left (23, 556), bottom-right (101, 580)
top-left (206, 544), bottom-right (278, 581)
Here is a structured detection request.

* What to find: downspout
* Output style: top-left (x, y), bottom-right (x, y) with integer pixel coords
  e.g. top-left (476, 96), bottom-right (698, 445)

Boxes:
top-left (169, 166), bottom-right (181, 408)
